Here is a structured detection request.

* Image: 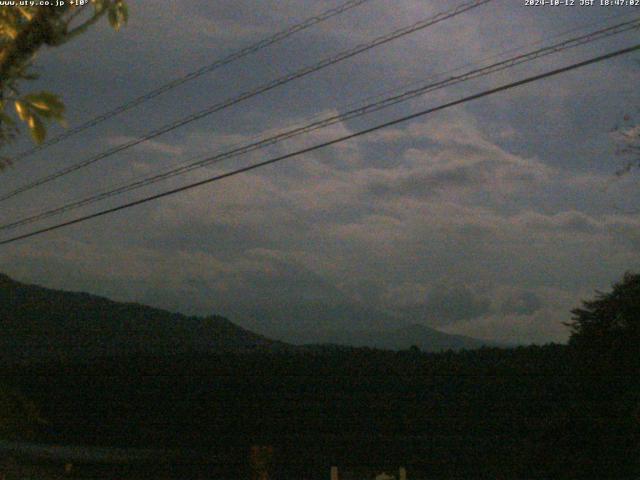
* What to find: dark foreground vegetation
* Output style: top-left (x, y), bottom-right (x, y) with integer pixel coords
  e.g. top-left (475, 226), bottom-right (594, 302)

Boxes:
top-left (1, 273), bottom-right (639, 478)
top-left (1, 342), bottom-right (637, 479)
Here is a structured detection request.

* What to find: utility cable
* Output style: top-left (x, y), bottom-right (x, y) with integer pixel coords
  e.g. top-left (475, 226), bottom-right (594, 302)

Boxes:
top-left (2, 17), bottom-right (637, 232)
top-left (1, 42), bottom-right (637, 246)
top-left (10, 0), bottom-right (377, 161)
top-left (0, 0), bottom-right (492, 202)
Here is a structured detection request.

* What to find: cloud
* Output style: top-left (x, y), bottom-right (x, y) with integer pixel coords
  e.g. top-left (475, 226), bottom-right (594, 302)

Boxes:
top-left (106, 136), bottom-right (185, 157)
top-left (512, 210), bottom-right (602, 235)
top-left (442, 309), bottom-right (569, 345)
top-left (363, 112), bottom-right (553, 201)
top-left (382, 282), bottom-right (491, 327)
top-left (58, 109), bottom-right (638, 344)
top-left (500, 290), bottom-right (542, 316)
top-left (367, 164), bottom-right (475, 198)
top-left (606, 217), bottom-right (640, 253)
top-left (6, 0), bottom-right (640, 347)
top-left (442, 286), bottom-right (584, 344)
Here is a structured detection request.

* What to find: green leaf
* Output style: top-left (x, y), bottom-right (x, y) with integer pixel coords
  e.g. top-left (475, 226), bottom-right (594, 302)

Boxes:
top-left (108, 7), bottom-right (118, 29)
top-left (17, 7), bottom-right (34, 20)
top-left (27, 115), bottom-right (46, 144)
top-left (118, 2), bottom-right (129, 23)
top-left (14, 100), bottom-right (29, 121)
top-left (92, 0), bottom-right (108, 13)
top-left (24, 92), bottom-right (65, 119)
top-left (29, 91), bottom-right (61, 104)
top-left (107, 1), bottom-right (128, 31)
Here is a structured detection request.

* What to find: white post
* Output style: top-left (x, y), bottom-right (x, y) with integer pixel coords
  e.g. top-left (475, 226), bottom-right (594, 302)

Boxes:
top-left (399, 466), bottom-right (406, 480)
top-left (331, 465), bottom-right (339, 480)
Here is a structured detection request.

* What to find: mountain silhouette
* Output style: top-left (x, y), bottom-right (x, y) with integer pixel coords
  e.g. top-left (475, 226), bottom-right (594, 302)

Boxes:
top-left (0, 273), bottom-right (496, 360)
top-left (281, 322), bottom-right (496, 351)
top-left (0, 273), bottom-right (282, 361)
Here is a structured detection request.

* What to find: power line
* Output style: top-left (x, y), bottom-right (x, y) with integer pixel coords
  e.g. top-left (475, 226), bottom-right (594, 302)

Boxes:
top-left (2, 17), bottom-right (638, 232)
top-left (10, 0), bottom-right (376, 162)
top-left (339, 8), bottom-right (638, 120)
top-left (0, 0), bottom-right (492, 203)
top-left (1, 43), bottom-right (637, 247)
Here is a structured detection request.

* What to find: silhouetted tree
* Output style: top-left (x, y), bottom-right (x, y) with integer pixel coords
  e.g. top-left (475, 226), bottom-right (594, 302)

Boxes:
top-left (566, 272), bottom-right (640, 370)
top-left (564, 272), bottom-right (640, 477)
top-left (0, 1), bottom-right (128, 161)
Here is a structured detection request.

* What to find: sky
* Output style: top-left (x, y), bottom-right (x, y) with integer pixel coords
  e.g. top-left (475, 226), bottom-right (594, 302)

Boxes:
top-left (1, 0), bottom-right (639, 345)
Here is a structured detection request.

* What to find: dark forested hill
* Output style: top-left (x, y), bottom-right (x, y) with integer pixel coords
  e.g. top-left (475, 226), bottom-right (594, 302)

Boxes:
top-left (4, 344), bottom-right (638, 479)
top-left (0, 273), bottom-right (283, 360)
top-left (1, 273), bottom-right (638, 478)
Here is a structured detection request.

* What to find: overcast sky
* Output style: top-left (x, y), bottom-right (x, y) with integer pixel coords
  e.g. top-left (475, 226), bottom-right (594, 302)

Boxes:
top-left (1, 0), bottom-right (639, 344)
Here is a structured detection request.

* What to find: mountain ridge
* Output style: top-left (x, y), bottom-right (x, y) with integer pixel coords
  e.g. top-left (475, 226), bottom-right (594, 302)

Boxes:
top-left (0, 273), bottom-right (283, 361)
top-left (276, 322), bottom-right (498, 351)
top-left (0, 273), bottom-right (496, 360)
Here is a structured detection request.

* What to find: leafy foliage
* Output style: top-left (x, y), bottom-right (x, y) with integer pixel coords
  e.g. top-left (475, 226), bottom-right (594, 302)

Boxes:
top-left (566, 272), bottom-right (640, 358)
top-left (0, 1), bottom-right (128, 158)
top-left (564, 272), bottom-right (640, 476)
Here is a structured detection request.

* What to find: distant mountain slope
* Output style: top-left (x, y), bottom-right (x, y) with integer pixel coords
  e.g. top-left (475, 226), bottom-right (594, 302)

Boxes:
top-left (282, 323), bottom-right (497, 352)
top-left (0, 274), bottom-right (283, 360)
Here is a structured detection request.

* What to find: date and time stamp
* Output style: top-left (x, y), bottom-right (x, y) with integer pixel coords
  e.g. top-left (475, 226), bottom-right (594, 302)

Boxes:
top-left (3, 0), bottom-right (639, 7)
top-left (525, 0), bottom-right (639, 6)
top-left (3, 0), bottom-right (639, 9)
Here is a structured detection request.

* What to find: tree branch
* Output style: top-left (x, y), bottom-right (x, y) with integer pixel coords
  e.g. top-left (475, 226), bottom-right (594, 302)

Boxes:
top-left (61, 7), bottom-right (107, 44)
top-left (0, 7), bottom-right (66, 90)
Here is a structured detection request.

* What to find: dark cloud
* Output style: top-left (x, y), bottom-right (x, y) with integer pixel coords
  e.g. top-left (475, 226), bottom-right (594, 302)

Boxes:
top-left (519, 211), bottom-right (601, 235)
top-left (399, 284), bottom-right (491, 327)
top-left (500, 291), bottom-right (543, 316)
top-left (368, 165), bottom-right (474, 198)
